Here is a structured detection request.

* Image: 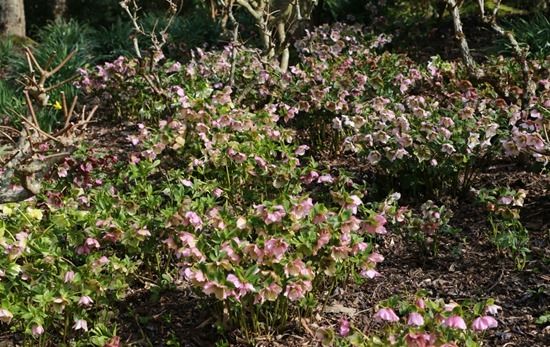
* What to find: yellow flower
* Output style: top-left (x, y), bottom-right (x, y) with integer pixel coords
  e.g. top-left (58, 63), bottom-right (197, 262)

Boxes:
top-left (26, 207), bottom-right (43, 221)
top-left (53, 100), bottom-right (62, 110)
top-left (1, 204), bottom-right (14, 216)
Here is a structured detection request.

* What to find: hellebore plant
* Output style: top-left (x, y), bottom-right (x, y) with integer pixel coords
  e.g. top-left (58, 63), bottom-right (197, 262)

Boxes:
top-left (318, 296), bottom-right (502, 346)
top-left (474, 187), bottom-right (530, 269)
top-left (389, 200), bottom-right (456, 256)
top-left (0, 201), bottom-right (131, 345)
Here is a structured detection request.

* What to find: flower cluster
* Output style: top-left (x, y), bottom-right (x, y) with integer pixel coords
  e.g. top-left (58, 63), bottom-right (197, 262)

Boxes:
top-left (502, 103), bottom-right (549, 163)
top-left (320, 296), bottom-right (502, 346)
top-left (171, 195), bottom-right (386, 306)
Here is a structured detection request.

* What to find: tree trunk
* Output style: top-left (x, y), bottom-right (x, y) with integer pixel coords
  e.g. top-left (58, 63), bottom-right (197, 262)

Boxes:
top-left (445, 0), bottom-right (481, 77)
top-left (0, 0), bottom-right (26, 37)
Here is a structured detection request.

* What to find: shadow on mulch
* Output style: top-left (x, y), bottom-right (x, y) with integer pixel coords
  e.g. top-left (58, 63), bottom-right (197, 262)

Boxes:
top-left (116, 286), bottom-right (221, 347)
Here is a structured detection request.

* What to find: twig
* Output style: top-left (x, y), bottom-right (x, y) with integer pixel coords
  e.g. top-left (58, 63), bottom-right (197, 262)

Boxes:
top-left (120, 0), bottom-right (181, 60)
top-left (0, 129), bottom-right (17, 145)
top-left (483, 268), bottom-right (505, 294)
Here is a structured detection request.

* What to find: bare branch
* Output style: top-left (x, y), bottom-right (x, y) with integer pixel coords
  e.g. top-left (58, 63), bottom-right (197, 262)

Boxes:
top-left (23, 48), bottom-right (77, 106)
top-left (120, 0), bottom-right (182, 62)
top-left (1, 50), bottom-right (97, 203)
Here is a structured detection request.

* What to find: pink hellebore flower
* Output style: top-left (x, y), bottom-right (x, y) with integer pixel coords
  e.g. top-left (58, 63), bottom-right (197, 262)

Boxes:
top-left (364, 214), bottom-right (387, 235)
top-left (312, 212), bottom-right (327, 224)
top-left (254, 156), bottom-right (268, 170)
top-left (284, 259), bottom-right (313, 278)
top-left (178, 232), bottom-right (197, 247)
top-left (244, 243), bottom-right (264, 262)
top-left (213, 188), bottom-right (223, 197)
top-left (90, 256), bottom-right (109, 270)
top-left (301, 170), bottom-right (319, 184)
top-left (77, 237), bottom-right (100, 255)
top-left (360, 269), bottom-right (381, 279)
top-left (444, 302), bottom-right (459, 312)
top-left (265, 205), bottom-right (286, 224)
top-left (220, 243), bottom-right (240, 263)
top-left (416, 298), bottom-right (426, 310)
top-left (340, 230), bottom-right (351, 245)
top-left (184, 211), bottom-right (203, 230)
top-left (78, 296), bottom-right (93, 307)
top-left (472, 316), bottom-right (498, 331)
top-left (352, 241), bottom-right (368, 255)
top-left (226, 274), bottom-right (255, 299)
top-left (443, 315), bottom-right (467, 330)
top-left (264, 238), bottom-right (289, 261)
top-left (167, 61), bottom-right (182, 73)
top-left (136, 227), bottom-right (151, 237)
top-left (203, 281), bottom-right (229, 300)
top-left (374, 308), bottom-right (399, 322)
top-left (183, 267), bottom-right (207, 286)
top-left (32, 324), bottom-right (44, 336)
top-left (405, 332), bottom-right (435, 347)
top-left (0, 308), bottom-right (13, 323)
top-left (73, 319), bottom-right (88, 331)
top-left (256, 282), bottom-right (283, 303)
top-left (291, 198), bottom-right (314, 220)
top-left (317, 174), bottom-right (334, 184)
top-left (407, 312), bottom-right (425, 326)
top-left (295, 145), bottom-right (309, 156)
top-left (344, 195), bottom-right (363, 214)
top-left (284, 280), bottom-right (312, 301)
top-left (367, 151), bottom-right (382, 165)
top-left (341, 215), bottom-right (361, 233)
top-left (331, 245), bottom-right (351, 261)
top-left (368, 252), bottom-right (384, 263)
top-left (313, 230), bottom-right (330, 255)
top-left (441, 143), bottom-right (456, 155)
top-left (163, 237), bottom-right (178, 250)
top-left (64, 271), bottom-right (75, 283)
top-left (339, 318), bottom-right (350, 336)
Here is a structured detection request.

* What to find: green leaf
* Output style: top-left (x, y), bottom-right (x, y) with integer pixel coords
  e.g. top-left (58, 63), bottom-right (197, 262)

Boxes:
top-left (536, 312), bottom-right (550, 325)
top-left (51, 213), bottom-right (70, 228)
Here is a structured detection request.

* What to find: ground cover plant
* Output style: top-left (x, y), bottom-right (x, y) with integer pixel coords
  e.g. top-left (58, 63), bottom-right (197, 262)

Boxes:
top-left (0, 1), bottom-right (549, 346)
